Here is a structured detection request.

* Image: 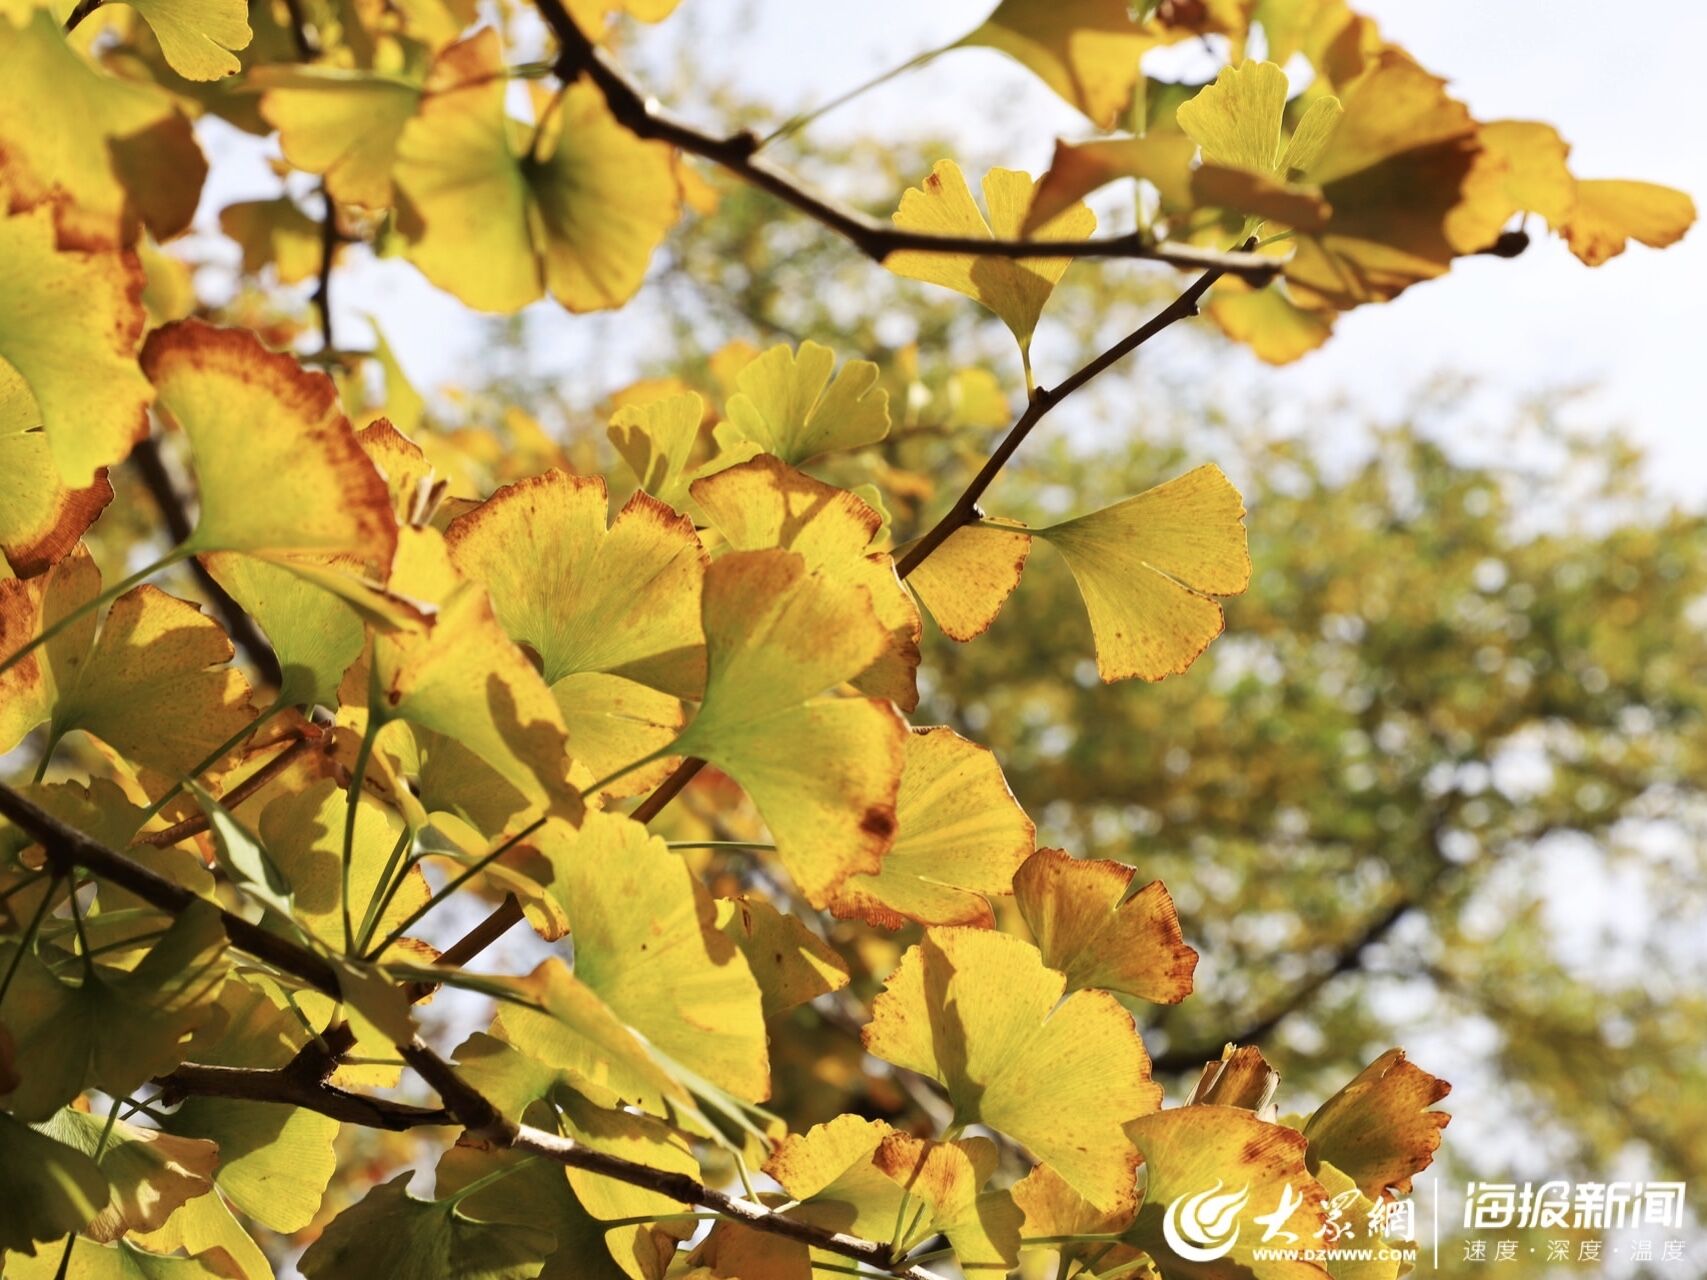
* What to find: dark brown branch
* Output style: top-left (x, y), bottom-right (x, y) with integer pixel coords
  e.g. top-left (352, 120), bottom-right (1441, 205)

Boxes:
top-left (130, 438), bottom-right (283, 689)
top-left (312, 186), bottom-right (337, 350)
top-left (534, 0), bottom-right (1276, 283)
top-left (0, 783), bottom-right (946, 1277)
top-left (135, 731), bottom-right (318, 847)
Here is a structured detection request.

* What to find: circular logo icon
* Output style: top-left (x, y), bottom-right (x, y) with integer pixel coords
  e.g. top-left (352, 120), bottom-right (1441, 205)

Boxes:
top-left (1162, 1180), bottom-right (1251, 1262)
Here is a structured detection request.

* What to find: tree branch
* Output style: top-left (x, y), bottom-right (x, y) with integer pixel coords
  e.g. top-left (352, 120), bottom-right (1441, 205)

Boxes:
top-left (0, 783), bottom-right (946, 1278)
top-left (130, 438), bottom-right (283, 689)
top-left (135, 730), bottom-right (319, 848)
top-left (534, 0), bottom-right (1277, 283)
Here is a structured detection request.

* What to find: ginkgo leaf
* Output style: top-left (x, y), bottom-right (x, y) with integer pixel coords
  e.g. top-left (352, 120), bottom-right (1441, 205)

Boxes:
top-left (5, 1237), bottom-right (237, 1279)
top-left (720, 342), bottom-right (889, 467)
top-left (887, 161), bottom-right (1095, 362)
top-left (391, 29), bottom-right (680, 313)
top-left (141, 320), bottom-right (400, 576)
top-left (668, 550), bottom-right (907, 907)
top-left (1303, 1049), bottom-right (1450, 1198)
top-left (1013, 847), bottom-right (1197, 1002)
top-left (904, 519), bottom-right (1031, 641)
top-left (369, 526), bottom-right (580, 815)
top-left (122, 0), bottom-right (252, 81)
top-left (255, 66), bottom-right (423, 210)
top-left (0, 11), bottom-right (205, 252)
top-left (0, 548), bottom-right (256, 785)
top-left (714, 896), bottom-right (849, 1018)
top-left (256, 776), bottom-right (427, 950)
top-left (1013, 1160), bottom-right (1135, 1243)
top-left (297, 1173), bottom-right (557, 1280)
top-left (358, 420), bottom-right (438, 526)
top-left (161, 983), bottom-right (338, 1232)
top-left (201, 552), bottom-right (365, 708)
top-left (0, 374), bottom-right (114, 575)
top-left (35, 1108), bottom-right (218, 1242)
top-left (607, 390), bottom-right (759, 513)
top-left (565, 0), bottom-right (681, 42)
top-left (699, 1115), bottom-right (1021, 1275)
top-left (1025, 134), bottom-right (1197, 233)
top-left (0, 1112), bottom-right (111, 1257)
top-left (1177, 60), bottom-right (1292, 175)
top-left (1561, 179), bottom-right (1696, 266)
top-left (1124, 1105), bottom-right (1331, 1279)
top-left (0, 207), bottom-right (152, 487)
top-left (1185, 1044), bottom-right (1280, 1111)
top-left (829, 727), bottom-right (1034, 929)
top-left (220, 197), bottom-right (323, 284)
top-left (690, 455), bottom-right (920, 710)
top-left (864, 927), bottom-right (1161, 1213)
top-left (527, 812), bottom-right (769, 1101)
top-left (446, 469), bottom-right (706, 699)
top-left (130, 1188), bottom-right (272, 1280)
top-left (0, 902), bottom-right (228, 1120)
top-left (1035, 464), bottom-right (1250, 682)
top-left (957, 0), bottom-right (1200, 128)
top-left (1205, 281), bottom-right (1335, 365)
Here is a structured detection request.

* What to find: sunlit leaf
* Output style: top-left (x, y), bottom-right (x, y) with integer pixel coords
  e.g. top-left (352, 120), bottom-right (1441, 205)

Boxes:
top-left (35, 1108), bottom-right (218, 1242)
top-left (122, 0), bottom-right (252, 81)
top-left (0, 411), bottom-right (114, 577)
top-left (1303, 1048), bottom-right (1450, 1197)
top-left (669, 550), bottom-right (907, 907)
top-left (0, 206), bottom-right (151, 487)
top-left (720, 341), bottom-right (889, 467)
top-left (255, 66), bottom-right (423, 210)
top-left (1026, 134), bottom-right (1197, 233)
top-left (829, 726), bottom-right (1034, 928)
top-left (4, 1236), bottom-right (236, 1278)
top-left (887, 161), bottom-right (1094, 362)
top-left (864, 927), bottom-right (1160, 1212)
top-left (905, 519), bottom-right (1031, 642)
top-left (1035, 464), bottom-right (1250, 681)
top-left (1561, 179), bottom-right (1696, 266)
top-left (714, 896), bottom-right (849, 1019)
top-left (220, 197), bottom-right (323, 285)
top-left (607, 391), bottom-right (759, 513)
top-left (130, 1188), bottom-right (273, 1280)
top-left (0, 1111), bottom-right (111, 1257)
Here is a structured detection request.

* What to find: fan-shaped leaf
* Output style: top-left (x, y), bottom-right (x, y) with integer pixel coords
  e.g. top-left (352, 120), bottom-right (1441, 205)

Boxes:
top-left (721, 342), bottom-right (889, 467)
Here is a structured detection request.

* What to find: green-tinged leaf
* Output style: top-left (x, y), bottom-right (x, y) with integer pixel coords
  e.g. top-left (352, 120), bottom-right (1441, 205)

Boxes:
top-left (721, 342), bottom-right (889, 466)
top-left (35, 1108), bottom-right (218, 1242)
top-left (0, 1111), bottom-right (111, 1256)
top-left (190, 783), bottom-right (293, 917)
top-left (713, 896), bottom-right (848, 1019)
top-left (124, 0), bottom-right (252, 81)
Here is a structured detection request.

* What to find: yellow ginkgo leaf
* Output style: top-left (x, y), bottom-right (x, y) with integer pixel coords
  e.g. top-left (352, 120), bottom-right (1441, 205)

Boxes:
top-left (957, 0), bottom-right (1209, 129)
top-left (370, 526), bottom-right (580, 816)
top-left (864, 927), bottom-right (1161, 1213)
top-left (829, 727), bottom-right (1034, 929)
top-left (0, 207), bottom-right (152, 488)
top-left (356, 420), bottom-right (438, 527)
top-left (0, 547), bottom-right (254, 787)
top-left (1025, 133), bottom-right (1198, 233)
top-left (1303, 1049), bottom-right (1450, 1198)
top-left (123, 0), bottom-right (252, 81)
top-left (669, 550), bottom-right (907, 907)
top-left (721, 341), bottom-right (890, 467)
top-left (255, 66), bottom-right (423, 210)
top-left (527, 812), bottom-right (769, 1101)
top-left (1124, 1105), bottom-right (1331, 1279)
top-left (0, 365), bottom-right (114, 575)
top-left (608, 390), bottom-right (760, 514)
top-left (0, 11), bottom-right (205, 252)
top-left (565, 0), bottom-right (681, 42)
top-left (202, 554), bottom-right (365, 709)
top-left (391, 29), bottom-right (680, 313)
top-left (1186, 1044), bottom-right (1281, 1110)
top-left (1013, 848), bottom-right (1197, 1003)
top-left (1177, 59), bottom-right (1292, 176)
top-left (220, 197), bottom-right (324, 285)
top-left (887, 161), bottom-right (1095, 364)
top-left (713, 896), bottom-right (849, 1019)
top-left (1561, 179), bottom-right (1696, 266)
top-left (1036, 464), bottom-right (1250, 682)
top-left (690, 455), bottom-right (920, 711)
top-left (905, 518), bottom-right (1031, 642)
top-left (1205, 281), bottom-right (1335, 365)
top-left (35, 1107), bottom-right (217, 1242)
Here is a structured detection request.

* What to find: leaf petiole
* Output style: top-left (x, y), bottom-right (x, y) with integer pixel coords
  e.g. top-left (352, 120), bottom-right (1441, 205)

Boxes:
top-left (0, 545), bottom-right (193, 681)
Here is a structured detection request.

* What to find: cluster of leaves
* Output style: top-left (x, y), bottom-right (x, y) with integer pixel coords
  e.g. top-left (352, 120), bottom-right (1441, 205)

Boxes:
top-left (0, 0), bottom-right (1694, 1278)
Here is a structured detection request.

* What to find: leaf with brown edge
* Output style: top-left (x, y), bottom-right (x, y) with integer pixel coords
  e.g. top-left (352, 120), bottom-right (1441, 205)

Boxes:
top-left (1013, 1162), bottom-right (1141, 1277)
top-left (1186, 1044), bottom-right (1281, 1112)
top-left (904, 519), bottom-right (1031, 642)
top-left (0, 547), bottom-right (255, 790)
top-left (864, 927), bottom-right (1160, 1214)
top-left (691, 455), bottom-right (920, 711)
top-left (886, 160), bottom-right (1094, 364)
top-left (1304, 1048), bottom-right (1450, 1198)
top-left (714, 896), bottom-right (849, 1019)
top-left (1124, 1105), bottom-right (1332, 1279)
top-left (0, 362), bottom-right (114, 573)
top-left (35, 1108), bottom-right (218, 1243)
top-left (1014, 848), bottom-right (1197, 1004)
top-left (829, 726), bottom-right (1034, 929)
top-left (358, 419), bottom-right (438, 527)
top-left (669, 550), bottom-right (907, 907)
top-left (1035, 464), bottom-right (1250, 682)
top-left (0, 207), bottom-right (151, 488)
top-left (0, 11), bottom-right (206, 252)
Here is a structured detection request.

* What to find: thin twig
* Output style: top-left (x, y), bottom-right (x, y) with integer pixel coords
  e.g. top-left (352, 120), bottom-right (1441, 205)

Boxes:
top-left (534, 0), bottom-right (1277, 283)
top-left (135, 731), bottom-right (318, 847)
